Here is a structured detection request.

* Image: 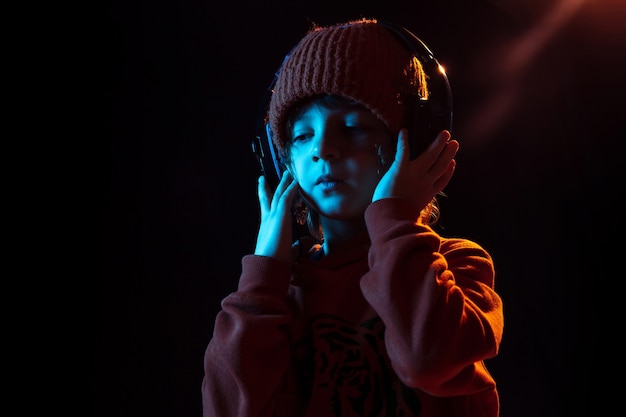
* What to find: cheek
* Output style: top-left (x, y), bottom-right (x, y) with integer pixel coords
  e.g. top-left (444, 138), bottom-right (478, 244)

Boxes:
top-left (362, 166), bottom-right (383, 194)
top-left (350, 155), bottom-right (384, 192)
top-left (288, 160), bottom-right (310, 185)
top-left (356, 151), bottom-right (384, 174)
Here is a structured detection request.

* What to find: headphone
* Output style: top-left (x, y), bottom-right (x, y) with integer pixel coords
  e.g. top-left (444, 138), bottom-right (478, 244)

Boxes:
top-left (251, 21), bottom-right (453, 188)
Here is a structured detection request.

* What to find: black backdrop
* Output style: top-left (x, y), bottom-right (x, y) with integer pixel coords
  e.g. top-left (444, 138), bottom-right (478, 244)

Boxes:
top-left (101, 1), bottom-right (624, 416)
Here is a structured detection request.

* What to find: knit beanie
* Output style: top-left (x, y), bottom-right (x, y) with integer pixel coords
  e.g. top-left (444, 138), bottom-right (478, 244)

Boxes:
top-left (268, 18), bottom-right (427, 153)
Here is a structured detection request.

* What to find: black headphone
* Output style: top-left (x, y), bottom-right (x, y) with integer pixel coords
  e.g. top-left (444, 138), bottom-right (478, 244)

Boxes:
top-left (251, 21), bottom-right (453, 188)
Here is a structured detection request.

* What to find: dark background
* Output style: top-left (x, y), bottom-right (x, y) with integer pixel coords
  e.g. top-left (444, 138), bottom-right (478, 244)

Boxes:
top-left (101, 1), bottom-right (624, 416)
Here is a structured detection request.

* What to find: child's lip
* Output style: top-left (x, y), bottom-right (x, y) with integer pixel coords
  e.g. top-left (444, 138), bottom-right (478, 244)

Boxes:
top-left (317, 180), bottom-right (344, 191)
top-left (315, 174), bottom-right (343, 185)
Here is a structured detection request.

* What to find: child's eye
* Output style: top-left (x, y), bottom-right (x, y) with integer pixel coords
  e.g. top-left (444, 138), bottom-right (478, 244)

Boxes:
top-left (292, 132), bottom-right (313, 142)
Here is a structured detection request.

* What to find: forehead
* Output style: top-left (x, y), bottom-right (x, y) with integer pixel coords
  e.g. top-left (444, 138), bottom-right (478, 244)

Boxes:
top-left (294, 103), bottom-right (384, 129)
top-left (290, 95), bottom-right (370, 120)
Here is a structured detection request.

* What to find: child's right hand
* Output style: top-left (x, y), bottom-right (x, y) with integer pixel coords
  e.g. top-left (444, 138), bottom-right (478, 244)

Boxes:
top-left (254, 170), bottom-right (300, 263)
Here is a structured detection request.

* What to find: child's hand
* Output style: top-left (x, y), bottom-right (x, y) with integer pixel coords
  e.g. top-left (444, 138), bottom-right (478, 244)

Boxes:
top-left (373, 129), bottom-right (459, 211)
top-left (254, 170), bottom-right (300, 263)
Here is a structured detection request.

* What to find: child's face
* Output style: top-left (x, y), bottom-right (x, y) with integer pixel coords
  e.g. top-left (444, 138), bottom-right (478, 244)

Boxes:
top-left (287, 101), bottom-right (394, 221)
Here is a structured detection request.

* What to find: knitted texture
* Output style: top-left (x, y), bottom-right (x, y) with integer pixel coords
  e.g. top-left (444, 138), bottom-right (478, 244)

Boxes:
top-left (268, 18), bottom-right (425, 153)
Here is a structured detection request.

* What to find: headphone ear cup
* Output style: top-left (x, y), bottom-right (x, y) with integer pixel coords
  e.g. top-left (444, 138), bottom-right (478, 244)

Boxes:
top-left (378, 21), bottom-right (453, 160)
top-left (252, 51), bottom-right (296, 188)
top-left (404, 95), bottom-right (433, 160)
top-left (408, 92), bottom-right (450, 160)
top-left (251, 117), bottom-right (284, 188)
top-left (252, 79), bottom-right (285, 188)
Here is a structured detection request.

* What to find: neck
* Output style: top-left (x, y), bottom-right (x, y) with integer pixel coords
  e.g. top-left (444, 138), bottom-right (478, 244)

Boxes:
top-left (319, 216), bottom-right (367, 255)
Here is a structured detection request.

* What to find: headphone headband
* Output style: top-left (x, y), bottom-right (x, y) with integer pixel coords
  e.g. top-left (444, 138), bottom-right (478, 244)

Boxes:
top-left (252, 21), bottom-right (453, 187)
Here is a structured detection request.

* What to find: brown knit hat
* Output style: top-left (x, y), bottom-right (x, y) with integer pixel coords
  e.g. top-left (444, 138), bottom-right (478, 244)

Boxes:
top-left (268, 18), bottom-right (427, 153)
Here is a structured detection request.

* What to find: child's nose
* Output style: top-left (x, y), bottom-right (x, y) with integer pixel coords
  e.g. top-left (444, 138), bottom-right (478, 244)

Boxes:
top-left (312, 131), bottom-right (340, 161)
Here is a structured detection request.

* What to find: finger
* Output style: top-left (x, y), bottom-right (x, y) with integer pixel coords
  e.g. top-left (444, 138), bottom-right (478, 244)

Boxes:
top-left (429, 130), bottom-right (452, 154)
top-left (271, 170), bottom-right (298, 211)
top-left (257, 175), bottom-right (271, 216)
top-left (410, 130), bottom-right (451, 170)
top-left (429, 139), bottom-right (459, 176)
top-left (433, 159), bottom-right (457, 193)
top-left (428, 130), bottom-right (451, 154)
top-left (281, 175), bottom-right (300, 204)
top-left (394, 128), bottom-right (410, 165)
top-left (273, 169), bottom-right (294, 198)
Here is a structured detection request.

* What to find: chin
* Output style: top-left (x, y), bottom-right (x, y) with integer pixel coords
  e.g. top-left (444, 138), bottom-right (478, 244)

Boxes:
top-left (317, 205), bottom-right (367, 221)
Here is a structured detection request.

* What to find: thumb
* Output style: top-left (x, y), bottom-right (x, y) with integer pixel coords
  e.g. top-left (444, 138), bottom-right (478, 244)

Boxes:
top-left (393, 129), bottom-right (410, 167)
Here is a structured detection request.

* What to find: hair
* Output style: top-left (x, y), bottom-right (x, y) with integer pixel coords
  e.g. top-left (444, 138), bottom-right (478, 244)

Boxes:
top-left (282, 95), bottom-right (442, 243)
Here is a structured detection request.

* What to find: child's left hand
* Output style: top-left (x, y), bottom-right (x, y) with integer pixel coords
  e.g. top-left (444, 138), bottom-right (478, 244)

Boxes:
top-left (372, 129), bottom-right (459, 211)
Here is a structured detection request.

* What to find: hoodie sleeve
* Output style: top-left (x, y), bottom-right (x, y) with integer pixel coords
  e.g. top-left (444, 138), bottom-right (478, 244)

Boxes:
top-left (201, 255), bottom-right (293, 417)
top-left (361, 198), bottom-right (504, 398)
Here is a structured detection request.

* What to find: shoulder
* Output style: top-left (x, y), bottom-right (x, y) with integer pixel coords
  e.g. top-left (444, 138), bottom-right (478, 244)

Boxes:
top-left (441, 237), bottom-right (491, 257)
top-left (440, 237), bottom-right (496, 286)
